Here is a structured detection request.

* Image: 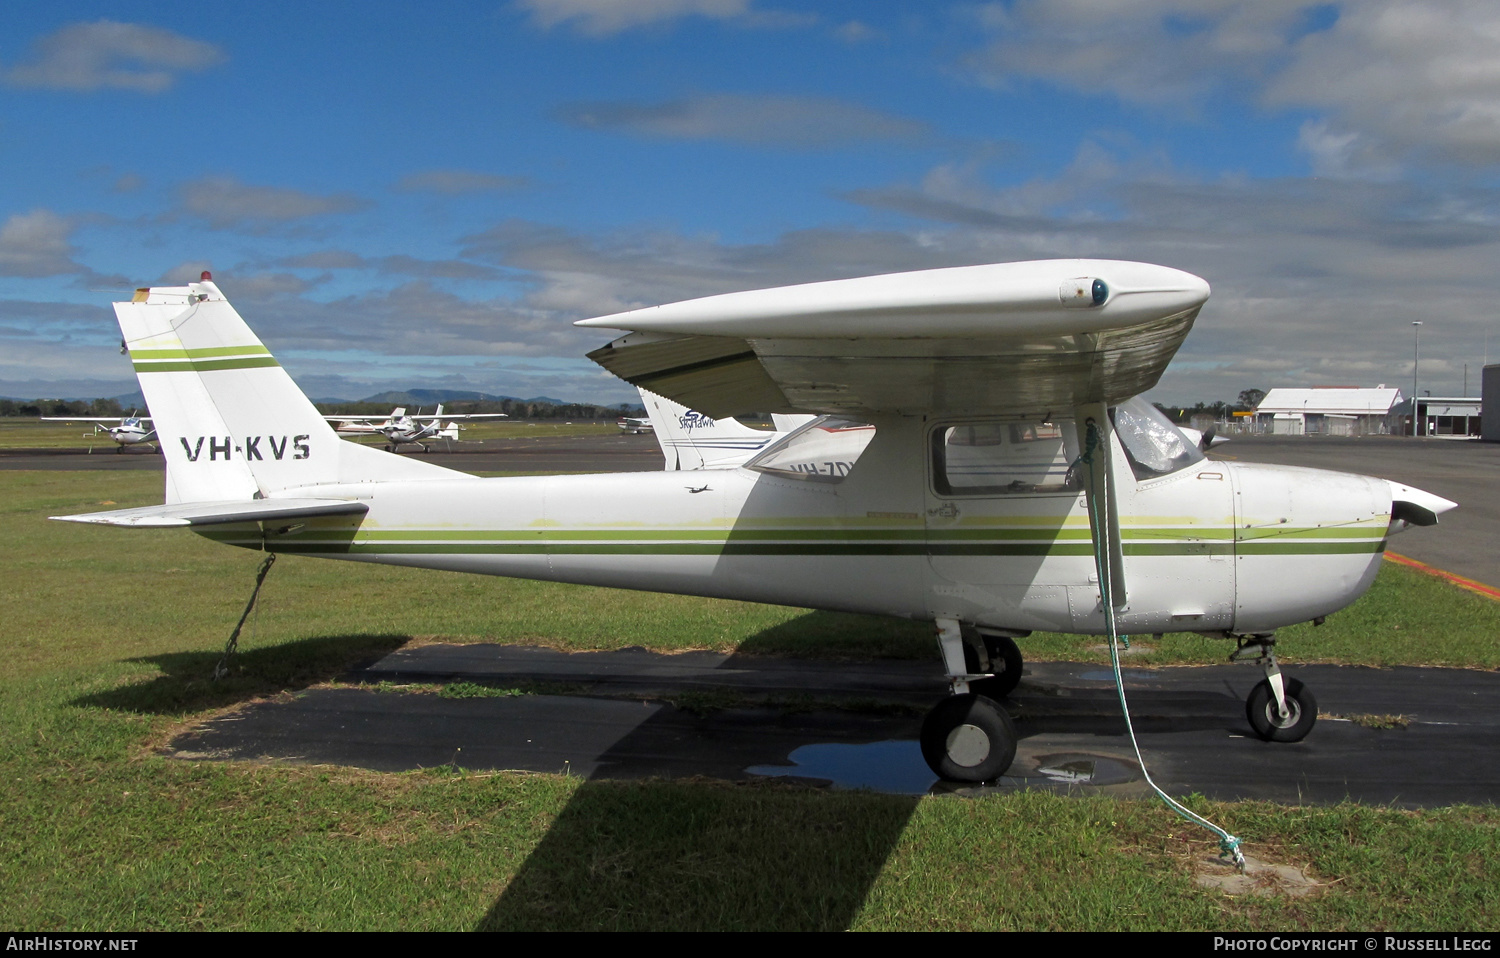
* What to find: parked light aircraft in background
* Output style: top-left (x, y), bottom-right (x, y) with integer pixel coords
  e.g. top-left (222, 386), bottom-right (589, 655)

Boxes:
top-left (54, 264), bottom-right (1456, 783)
top-left (41, 413), bottom-right (156, 452)
top-left (325, 404), bottom-right (508, 452)
top-left (616, 414), bottom-right (653, 434)
top-left (637, 386), bottom-right (815, 470)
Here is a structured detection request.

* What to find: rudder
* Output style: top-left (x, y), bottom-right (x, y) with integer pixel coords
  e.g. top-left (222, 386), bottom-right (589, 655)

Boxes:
top-left (116, 274), bottom-right (462, 503)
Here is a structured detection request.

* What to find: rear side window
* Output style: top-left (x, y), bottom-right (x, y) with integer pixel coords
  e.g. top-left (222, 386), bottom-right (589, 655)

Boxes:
top-left (932, 419), bottom-right (1081, 496)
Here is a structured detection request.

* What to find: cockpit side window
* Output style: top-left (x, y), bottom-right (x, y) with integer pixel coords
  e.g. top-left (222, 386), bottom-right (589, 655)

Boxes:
top-left (932, 419), bottom-right (1081, 496)
top-left (1110, 397), bottom-right (1204, 480)
top-left (746, 416), bottom-right (875, 483)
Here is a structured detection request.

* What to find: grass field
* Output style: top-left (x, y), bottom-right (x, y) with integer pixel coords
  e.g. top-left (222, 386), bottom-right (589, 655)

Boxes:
top-left (2, 469), bottom-right (1497, 930)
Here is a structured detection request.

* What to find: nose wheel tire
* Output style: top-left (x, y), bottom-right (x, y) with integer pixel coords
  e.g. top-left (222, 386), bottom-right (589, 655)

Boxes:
top-left (1245, 677), bottom-right (1317, 742)
top-left (920, 693), bottom-right (1017, 782)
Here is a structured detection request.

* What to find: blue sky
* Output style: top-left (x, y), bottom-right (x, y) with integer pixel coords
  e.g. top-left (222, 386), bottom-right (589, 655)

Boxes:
top-left (3, 1), bottom-right (1498, 405)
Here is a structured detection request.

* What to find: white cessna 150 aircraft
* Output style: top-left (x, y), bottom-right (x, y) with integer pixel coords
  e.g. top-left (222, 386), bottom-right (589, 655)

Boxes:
top-left (325, 404), bottom-right (508, 452)
top-left (42, 413), bottom-right (156, 452)
top-left (55, 263), bottom-right (1455, 783)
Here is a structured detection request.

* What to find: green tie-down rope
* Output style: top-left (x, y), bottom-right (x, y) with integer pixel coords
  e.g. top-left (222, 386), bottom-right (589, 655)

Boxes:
top-left (1078, 421), bottom-right (1244, 869)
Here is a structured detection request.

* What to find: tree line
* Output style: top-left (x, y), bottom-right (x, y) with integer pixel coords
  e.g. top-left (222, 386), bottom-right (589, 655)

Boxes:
top-left (313, 398), bottom-right (646, 420)
top-left (1154, 390), bottom-right (1266, 423)
top-left (0, 398), bottom-right (129, 418)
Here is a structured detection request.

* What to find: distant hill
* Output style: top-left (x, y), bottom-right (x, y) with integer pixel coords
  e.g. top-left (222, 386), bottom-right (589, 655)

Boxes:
top-left (359, 389), bottom-right (572, 406)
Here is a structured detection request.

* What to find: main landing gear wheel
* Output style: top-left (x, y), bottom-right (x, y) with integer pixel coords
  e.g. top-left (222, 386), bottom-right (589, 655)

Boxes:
top-left (920, 693), bottom-right (1017, 783)
top-left (1245, 677), bottom-right (1317, 742)
top-left (964, 634), bottom-right (1024, 700)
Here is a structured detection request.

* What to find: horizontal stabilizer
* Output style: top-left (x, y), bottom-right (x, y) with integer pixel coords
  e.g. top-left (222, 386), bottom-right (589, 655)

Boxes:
top-left (52, 498), bottom-right (369, 528)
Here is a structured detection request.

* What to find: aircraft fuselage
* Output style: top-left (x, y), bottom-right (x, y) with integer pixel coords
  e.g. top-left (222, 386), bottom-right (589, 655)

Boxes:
top-left (203, 415), bottom-right (1391, 637)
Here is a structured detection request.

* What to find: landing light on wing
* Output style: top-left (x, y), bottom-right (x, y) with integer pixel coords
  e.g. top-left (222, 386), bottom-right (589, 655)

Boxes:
top-left (1060, 277), bottom-right (1108, 307)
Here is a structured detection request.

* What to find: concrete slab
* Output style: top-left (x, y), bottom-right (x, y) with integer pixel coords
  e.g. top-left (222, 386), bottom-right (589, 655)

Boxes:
top-left (165, 644), bottom-right (1500, 807)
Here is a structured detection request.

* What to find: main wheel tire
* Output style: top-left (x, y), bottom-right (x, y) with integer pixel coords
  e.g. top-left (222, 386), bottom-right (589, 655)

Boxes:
top-left (920, 693), bottom-right (1017, 782)
top-left (1245, 677), bottom-right (1317, 742)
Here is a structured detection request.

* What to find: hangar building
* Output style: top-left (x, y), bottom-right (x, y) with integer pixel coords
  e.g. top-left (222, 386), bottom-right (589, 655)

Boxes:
top-left (1254, 387), bottom-right (1403, 437)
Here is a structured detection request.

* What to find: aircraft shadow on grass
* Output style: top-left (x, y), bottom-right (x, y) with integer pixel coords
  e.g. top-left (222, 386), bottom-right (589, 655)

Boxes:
top-left (473, 777), bottom-right (923, 932)
top-left (69, 611), bottom-right (1246, 931)
top-left (72, 632), bottom-right (411, 716)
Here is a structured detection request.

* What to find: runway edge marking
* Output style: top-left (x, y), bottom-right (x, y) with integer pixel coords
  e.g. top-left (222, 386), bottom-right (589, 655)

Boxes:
top-left (1385, 551), bottom-right (1500, 602)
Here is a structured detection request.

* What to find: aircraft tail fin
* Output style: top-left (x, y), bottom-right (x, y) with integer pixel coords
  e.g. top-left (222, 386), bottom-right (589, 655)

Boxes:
top-left (637, 387), bottom-right (779, 470)
top-left (115, 274), bottom-right (464, 504)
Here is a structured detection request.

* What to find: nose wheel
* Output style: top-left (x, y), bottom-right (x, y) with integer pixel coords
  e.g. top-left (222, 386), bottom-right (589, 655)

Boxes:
top-left (1246, 676), bottom-right (1317, 742)
top-left (1233, 634), bottom-right (1318, 743)
top-left (920, 693), bottom-right (1017, 783)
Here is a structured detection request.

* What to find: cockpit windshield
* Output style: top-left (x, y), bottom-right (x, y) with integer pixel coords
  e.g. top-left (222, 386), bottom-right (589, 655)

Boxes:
top-left (1110, 397), bottom-right (1203, 479)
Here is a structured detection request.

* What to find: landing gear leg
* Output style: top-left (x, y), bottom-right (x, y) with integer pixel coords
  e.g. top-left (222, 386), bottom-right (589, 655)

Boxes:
top-left (923, 618), bottom-right (1019, 782)
top-left (1233, 635), bottom-right (1317, 743)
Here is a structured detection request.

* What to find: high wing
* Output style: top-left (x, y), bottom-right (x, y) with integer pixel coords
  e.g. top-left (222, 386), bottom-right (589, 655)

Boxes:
top-left (578, 260), bottom-right (1209, 418)
top-left (40, 417), bottom-right (152, 424)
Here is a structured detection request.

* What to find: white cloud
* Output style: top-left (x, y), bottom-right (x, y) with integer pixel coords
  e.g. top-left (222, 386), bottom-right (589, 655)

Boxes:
top-left (516, 0), bottom-right (752, 36)
top-left (842, 146), bottom-right (1500, 401)
top-left (966, 1), bottom-right (1500, 168)
top-left (275, 249), bottom-right (500, 280)
top-left (834, 20), bottom-right (881, 44)
top-left (1268, 1), bottom-right (1500, 163)
top-left (4, 20), bottom-right (224, 93)
top-left (556, 93), bottom-right (928, 148)
top-left (175, 176), bottom-right (371, 231)
top-left (0, 211), bottom-right (85, 277)
top-left (394, 170), bottom-right (531, 194)
top-left (966, 0), bottom-right (1312, 105)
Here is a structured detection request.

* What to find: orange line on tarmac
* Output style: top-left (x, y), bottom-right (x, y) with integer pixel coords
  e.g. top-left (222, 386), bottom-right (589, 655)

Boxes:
top-left (1384, 552), bottom-right (1500, 602)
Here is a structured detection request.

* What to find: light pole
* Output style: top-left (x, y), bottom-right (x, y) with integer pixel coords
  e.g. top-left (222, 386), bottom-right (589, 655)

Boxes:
top-left (1412, 321), bottom-right (1423, 436)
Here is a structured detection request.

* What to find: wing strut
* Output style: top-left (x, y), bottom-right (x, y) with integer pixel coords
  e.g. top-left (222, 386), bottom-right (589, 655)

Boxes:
top-left (1073, 408), bottom-right (1244, 868)
top-left (1073, 404), bottom-right (1126, 609)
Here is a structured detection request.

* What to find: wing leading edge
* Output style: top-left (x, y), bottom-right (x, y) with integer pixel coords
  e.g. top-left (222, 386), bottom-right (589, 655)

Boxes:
top-left (579, 260), bottom-right (1209, 418)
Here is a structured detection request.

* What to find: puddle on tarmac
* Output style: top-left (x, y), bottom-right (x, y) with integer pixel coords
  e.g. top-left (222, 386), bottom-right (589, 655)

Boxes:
top-left (747, 742), bottom-right (1139, 794)
top-left (748, 740), bottom-right (937, 794)
top-left (1032, 753), bottom-right (1139, 786)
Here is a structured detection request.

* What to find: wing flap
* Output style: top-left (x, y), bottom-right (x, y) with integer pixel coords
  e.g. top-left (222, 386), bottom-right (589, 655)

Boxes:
top-left (52, 498), bottom-right (369, 528)
top-left (586, 331), bottom-right (792, 418)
